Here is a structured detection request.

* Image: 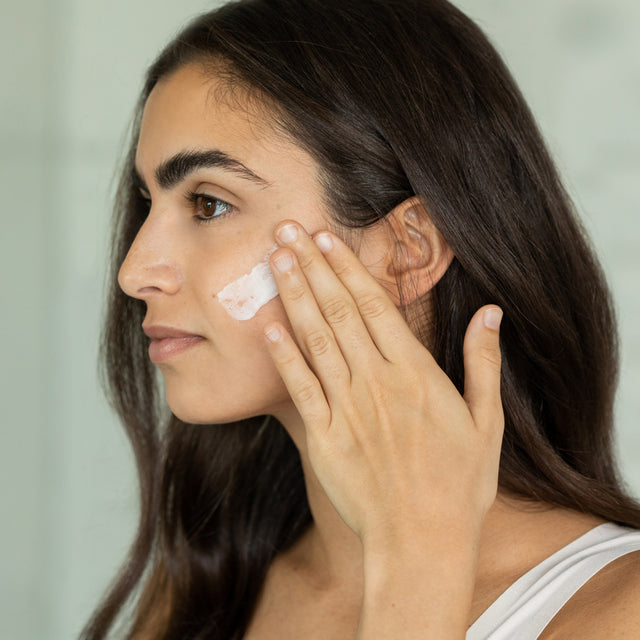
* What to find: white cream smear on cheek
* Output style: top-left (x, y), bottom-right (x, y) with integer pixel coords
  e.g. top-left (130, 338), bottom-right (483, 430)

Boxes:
top-left (214, 246), bottom-right (280, 321)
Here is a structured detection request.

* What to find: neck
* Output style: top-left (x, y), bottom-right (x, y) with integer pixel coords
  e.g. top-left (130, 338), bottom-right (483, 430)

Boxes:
top-left (271, 405), bottom-right (363, 589)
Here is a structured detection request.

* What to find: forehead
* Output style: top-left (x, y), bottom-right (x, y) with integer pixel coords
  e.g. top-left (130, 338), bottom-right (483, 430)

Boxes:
top-left (135, 63), bottom-right (314, 183)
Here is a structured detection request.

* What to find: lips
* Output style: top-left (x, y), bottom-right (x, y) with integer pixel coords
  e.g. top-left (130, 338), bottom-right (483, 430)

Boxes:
top-left (143, 325), bottom-right (205, 363)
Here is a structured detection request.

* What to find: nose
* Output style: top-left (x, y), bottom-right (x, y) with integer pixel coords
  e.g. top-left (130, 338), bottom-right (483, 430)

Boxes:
top-left (118, 214), bottom-right (182, 300)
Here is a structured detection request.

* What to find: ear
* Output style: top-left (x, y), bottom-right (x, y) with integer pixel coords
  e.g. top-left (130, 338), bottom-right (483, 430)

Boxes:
top-left (383, 196), bottom-right (454, 306)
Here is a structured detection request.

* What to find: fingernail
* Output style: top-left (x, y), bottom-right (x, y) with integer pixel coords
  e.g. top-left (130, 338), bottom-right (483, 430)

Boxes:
top-left (264, 326), bottom-right (282, 342)
top-left (484, 307), bottom-right (503, 330)
top-left (314, 232), bottom-right (333, 253)
top-left (277, 224), bottom-right (298, 244)
top-left (273, 252), bottom-right (293, 272)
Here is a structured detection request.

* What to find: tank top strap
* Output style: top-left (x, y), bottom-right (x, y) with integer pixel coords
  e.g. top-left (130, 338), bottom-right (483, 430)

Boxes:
top-left (466, 522), bottom-right (640, 640)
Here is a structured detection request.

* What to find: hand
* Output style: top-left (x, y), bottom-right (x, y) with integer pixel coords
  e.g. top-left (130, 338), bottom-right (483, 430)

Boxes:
top-left (263, 220), bottom-right (504, 547)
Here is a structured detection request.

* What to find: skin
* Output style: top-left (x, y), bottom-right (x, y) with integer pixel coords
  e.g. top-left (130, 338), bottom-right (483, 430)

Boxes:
top-left (120, 63), bottom-right (640, 639)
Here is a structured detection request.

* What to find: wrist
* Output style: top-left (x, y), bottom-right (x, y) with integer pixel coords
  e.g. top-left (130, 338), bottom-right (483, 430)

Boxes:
top-left (357, 521), bottom-right (480, 639)
top-left (361, 516), bottom-right (482, 564)
top-left (362, 523), bottom-right (480, 591)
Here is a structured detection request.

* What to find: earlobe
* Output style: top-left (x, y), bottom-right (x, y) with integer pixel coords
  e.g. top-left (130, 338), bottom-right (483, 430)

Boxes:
top-left (385, 197), bottom-right (454, 305)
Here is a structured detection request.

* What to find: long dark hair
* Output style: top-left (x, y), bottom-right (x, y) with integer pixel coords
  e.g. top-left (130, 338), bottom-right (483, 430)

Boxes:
top-left (82, 0), bottom-right (640, 638)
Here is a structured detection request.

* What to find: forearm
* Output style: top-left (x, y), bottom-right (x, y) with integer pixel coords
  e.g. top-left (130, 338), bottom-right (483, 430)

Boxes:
top-left (355, 526), bottom-right (478, 640)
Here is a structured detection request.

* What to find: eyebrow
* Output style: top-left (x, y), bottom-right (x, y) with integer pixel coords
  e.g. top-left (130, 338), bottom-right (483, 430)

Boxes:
top-left (134, 149), bottom-right (269, 192)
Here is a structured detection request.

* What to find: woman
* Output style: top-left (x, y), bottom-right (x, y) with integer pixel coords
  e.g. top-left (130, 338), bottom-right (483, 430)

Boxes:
top-left (82, 0), bottom-right (640, 638)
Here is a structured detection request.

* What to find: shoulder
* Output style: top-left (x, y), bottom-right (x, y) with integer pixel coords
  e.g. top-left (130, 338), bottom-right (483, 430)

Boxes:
top-left (541, 549), bottom-right (640, 639)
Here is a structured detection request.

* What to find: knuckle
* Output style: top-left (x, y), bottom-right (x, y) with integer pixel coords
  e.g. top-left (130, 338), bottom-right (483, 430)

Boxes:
top-left (297, 250), bottom-right (315, 270)
top-left (287, 281), bottom-right (308, 302)
top-left (358, 294), bottom-right (388, 320)
top-left (305, 330), bottom-right (333, 356)
top-left (294, 379), bottom-right (317, 404)
top-left (322, 297), bottom-right (352, 325)
top-left (274, 350), bottom-right (298, 368)
top-left (332, 260), bottom-right (355, 279)
top-left (478, 345), bottom-right (502, 371)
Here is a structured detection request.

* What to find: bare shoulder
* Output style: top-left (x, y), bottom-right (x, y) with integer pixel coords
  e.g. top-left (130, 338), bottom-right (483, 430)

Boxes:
top-left (541, 550), bottom-right (640, 639)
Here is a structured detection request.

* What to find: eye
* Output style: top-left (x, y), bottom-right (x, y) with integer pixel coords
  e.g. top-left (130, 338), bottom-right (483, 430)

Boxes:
top-left (188, 192), bottom-right (234, 223)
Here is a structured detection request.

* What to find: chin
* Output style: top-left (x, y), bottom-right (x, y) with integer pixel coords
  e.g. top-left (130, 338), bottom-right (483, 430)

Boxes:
top-left (164, 385), bottom-right (269, 425)
top-left (161, 359), bottom-right (291, 425)
top-left (167, 398), bottom-right (244, 425)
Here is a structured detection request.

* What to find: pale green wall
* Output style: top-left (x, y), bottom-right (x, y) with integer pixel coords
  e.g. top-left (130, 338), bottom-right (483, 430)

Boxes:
top-left (1, 1), bottom-right (638, 638)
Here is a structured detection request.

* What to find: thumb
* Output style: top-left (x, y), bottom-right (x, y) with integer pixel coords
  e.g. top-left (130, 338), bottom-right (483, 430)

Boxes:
top-left (462, 305), bottom-right (504, 432)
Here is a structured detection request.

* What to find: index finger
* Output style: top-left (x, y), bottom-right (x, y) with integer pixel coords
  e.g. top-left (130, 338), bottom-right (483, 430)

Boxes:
top-left (312, 230), bottom-right (422, 363)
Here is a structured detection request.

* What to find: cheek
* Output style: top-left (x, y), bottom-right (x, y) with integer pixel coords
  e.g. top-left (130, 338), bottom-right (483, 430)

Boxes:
top-left (199, 241), bottom-right (294, 352)
top-left (196, 242), bottom-right (278, 319)
top-left (214, 245), bottom-right (279, 320)
top-left (164, 297), bottom-right (292, 424)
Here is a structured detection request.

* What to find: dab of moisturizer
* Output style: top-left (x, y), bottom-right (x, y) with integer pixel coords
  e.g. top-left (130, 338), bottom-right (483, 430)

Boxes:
top-left (215, 247), bottom-right (279, 320)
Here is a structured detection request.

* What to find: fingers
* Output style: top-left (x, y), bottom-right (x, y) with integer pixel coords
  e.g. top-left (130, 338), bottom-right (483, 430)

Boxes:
top-left (272, 221), bottom-right (418, 364)
top-left (263, 323), bottom-right (331, 428)
top-left (462, 305), bottom-right (504, 434)
top-left (270, 222), bottom-right (378, 372)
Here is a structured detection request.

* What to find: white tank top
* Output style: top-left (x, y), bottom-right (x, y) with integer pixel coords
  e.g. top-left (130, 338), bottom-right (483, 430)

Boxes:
top-left (466, 522), bottom-right (640, 639)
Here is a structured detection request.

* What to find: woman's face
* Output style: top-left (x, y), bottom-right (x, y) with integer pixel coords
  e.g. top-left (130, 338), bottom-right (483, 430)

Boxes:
top-left (119, 63), bottom-right (390, 424)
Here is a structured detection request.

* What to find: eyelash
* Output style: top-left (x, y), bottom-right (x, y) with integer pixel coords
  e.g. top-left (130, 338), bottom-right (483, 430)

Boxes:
top-left (185, 190), bottom-right (234, 224)
top-left (138, 190), bottom-right (234, 224)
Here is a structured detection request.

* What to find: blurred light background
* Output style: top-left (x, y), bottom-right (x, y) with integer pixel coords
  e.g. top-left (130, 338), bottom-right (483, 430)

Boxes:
top-left (0, 0), bottom-right (638, 638)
